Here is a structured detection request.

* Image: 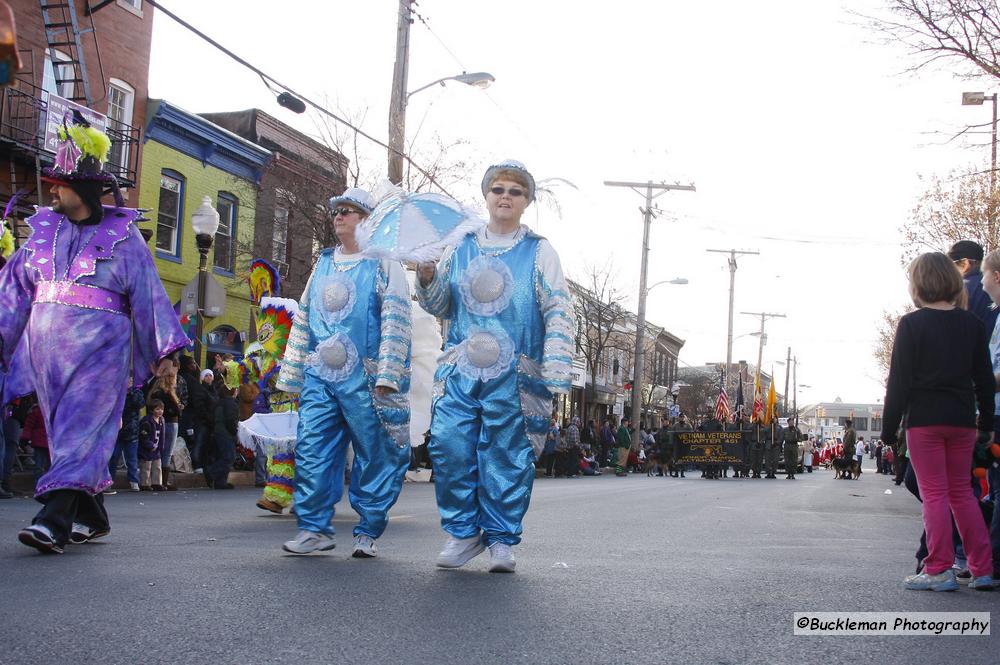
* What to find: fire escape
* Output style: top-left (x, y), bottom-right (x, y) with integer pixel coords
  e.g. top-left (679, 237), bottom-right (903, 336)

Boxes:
top-left (0, 0), bottom-right (140, 241)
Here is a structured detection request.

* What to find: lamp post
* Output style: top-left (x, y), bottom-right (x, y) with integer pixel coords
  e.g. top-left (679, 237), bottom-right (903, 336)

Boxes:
top-left (963, 91), bottom-right (998, 247)
top-left (191, 196), bottom-right (220, 367)
top-left (387, 4), bottom-right (495, 188)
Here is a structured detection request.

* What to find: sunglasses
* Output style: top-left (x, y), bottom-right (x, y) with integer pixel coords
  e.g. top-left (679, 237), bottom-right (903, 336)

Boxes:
top-left (490, 186), bottom-right (525, 198)
top-left (332, 207), bottom-right (360, 217)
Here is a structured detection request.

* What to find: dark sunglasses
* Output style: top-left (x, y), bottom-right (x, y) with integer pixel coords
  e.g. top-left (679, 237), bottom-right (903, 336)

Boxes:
top-left (332, 207), bottom-right (360, 217)
top-left (490, 186), bottom-right (525, 198)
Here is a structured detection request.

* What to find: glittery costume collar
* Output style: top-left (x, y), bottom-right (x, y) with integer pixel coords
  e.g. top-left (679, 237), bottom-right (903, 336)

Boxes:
top-left (25, 205), bottom-right (138, 282)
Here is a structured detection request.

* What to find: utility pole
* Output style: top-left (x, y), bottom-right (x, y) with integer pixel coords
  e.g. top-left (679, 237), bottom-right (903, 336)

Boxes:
top-left (792, 355), bottom-right (798, 418)
top-left (387, 0), bottom-right (414, 185)
top-left (605, 179), bottom-right (695, 428)
top-left (783, 346), bottom-right (791, 416)
top-left (740, 310), bottom-right (786, 380)
top-left (706, 249), bottom-right (759, 388)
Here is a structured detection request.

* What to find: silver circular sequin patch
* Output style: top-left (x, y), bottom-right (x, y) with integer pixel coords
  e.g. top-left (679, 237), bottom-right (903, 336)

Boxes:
top-left (470, 269), bottom-right (505, 304)
top-left (319, 340), bottom-right (348, 369)
top-left (466, 331), bottom-right (501, 368)
top-left (323, 282), bottom-right (351, 313)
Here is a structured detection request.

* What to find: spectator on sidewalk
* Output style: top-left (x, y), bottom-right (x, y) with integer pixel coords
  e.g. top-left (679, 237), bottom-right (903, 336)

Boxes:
top-left (208, 385), bottom-right (239, 490)
top-left (20, 397), bottom-right (48, 484)
top-left (108, 388), bottom-right (144, 493)
top-left (615, 417), bottom-right (632, 477)
top-left (138, 400), bottom-right (166, 492)
top-left (599, 417), bottom-right (616, 468)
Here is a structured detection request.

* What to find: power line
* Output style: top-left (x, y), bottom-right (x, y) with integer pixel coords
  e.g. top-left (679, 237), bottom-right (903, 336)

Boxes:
top-left (142, 0), bottom-right (453, 197)
top-left (410, 6), bottom-right (467, 72)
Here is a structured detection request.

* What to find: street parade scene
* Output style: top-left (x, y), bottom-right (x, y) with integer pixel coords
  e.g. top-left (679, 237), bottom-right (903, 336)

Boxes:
top-left (1, 1), bottom-right (1000, 664)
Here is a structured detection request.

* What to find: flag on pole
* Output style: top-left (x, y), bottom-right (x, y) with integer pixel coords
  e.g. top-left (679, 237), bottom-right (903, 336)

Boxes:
top-left (715, 372), bottom-right (731, 422)
top-left (752, 372), bottom-right (764, 423)
top-left (763, 378), bottom-right (778, 426)
top-left (734, 376), bottom-right (745, 421)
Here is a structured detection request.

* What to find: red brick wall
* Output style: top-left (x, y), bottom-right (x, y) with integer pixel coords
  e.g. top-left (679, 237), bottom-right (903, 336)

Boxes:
top-left (9, 0), bottom-right (153, 205)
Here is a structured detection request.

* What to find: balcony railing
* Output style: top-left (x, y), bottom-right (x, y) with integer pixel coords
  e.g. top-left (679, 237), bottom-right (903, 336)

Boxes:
top-left (0, 77), bottom-right (140, 189)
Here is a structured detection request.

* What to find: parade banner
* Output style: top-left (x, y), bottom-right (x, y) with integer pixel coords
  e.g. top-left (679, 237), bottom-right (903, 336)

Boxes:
top-left (674, 431), bottom-right (746, 464)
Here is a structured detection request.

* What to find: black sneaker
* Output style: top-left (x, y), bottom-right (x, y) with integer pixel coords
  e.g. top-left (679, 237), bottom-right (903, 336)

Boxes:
top-left (18, 525), bottom-right (64, 554)
top-left (0, 488), bottom-right (13, 499)
top-left (214, 483), bottom-right (235, 490)
top-left (955, 568), bottom-right (973, 585)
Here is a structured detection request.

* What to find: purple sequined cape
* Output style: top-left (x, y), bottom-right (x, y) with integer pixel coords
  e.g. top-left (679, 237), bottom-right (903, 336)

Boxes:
top-left (0, 206), bottom-right (189, 496)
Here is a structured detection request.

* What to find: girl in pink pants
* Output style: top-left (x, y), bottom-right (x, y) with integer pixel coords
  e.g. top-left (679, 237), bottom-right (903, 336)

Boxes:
top-left (881, 252), bottom-right (994, 591)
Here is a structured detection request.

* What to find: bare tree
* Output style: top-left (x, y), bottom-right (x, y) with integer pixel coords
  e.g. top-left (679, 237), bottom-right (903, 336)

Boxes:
top-left (676, 370), bottom-right (717, 422)
top-left (863, 1), bottom-right (1000, 79)
top-left (571, 264), bottom-right (631, 422)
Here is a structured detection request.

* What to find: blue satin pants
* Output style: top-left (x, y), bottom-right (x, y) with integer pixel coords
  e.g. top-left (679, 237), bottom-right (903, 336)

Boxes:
top-left (293, 374), bottom-right (409, 538)
top-left (429, 370), bottom-right (537, 546)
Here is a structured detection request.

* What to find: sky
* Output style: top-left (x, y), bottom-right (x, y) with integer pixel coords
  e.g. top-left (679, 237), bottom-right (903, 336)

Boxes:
top-left (147, 0), bottom-right (993, 406)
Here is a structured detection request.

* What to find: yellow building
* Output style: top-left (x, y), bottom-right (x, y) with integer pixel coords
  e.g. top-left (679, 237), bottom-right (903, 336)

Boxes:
top-left (139, 100), bottom-right (271, 366)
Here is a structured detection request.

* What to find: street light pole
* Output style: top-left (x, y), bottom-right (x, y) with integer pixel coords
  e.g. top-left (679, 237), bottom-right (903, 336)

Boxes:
top-left (962, 91), bottom-right (998, 247)
top-left (190, 196), bottom-right (220, 368)
top-left (605, 179), bottom-right (695, 428)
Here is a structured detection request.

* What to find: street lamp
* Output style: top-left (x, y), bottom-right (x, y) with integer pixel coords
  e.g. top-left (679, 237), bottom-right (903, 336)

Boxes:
top-left (645, 277), bottom-right (688, 295)
top-left (962, 91), bottom-right (998, 245)
top-left (191, 195), bottom-right (220, 366)
top-left (387, 70), bottom-right (495, 185)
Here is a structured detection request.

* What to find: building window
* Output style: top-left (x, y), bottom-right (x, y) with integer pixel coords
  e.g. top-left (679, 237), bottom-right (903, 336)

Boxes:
top-left (156, 172), bottom-right (184, 256)
top-left (214, 192), bottom-right (237, 273)
top-left (106, 79), bottom-right (134, 173)
top-left (41, 49), bottom-right (75, 99)
top-left (117, 0), bottom-right (143, 15)
top-left (272, 202), bottom-right (289, 276)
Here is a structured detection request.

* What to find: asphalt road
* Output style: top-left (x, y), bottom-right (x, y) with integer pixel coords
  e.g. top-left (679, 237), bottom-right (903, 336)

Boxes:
top-left (1, 462), bottom-right (996, 665)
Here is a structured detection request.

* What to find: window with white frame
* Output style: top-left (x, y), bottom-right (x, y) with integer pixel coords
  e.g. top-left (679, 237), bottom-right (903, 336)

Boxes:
top-left (106, 79), bottom-right (134, 172)
top-left (156, 172), bottom-right (183, 255)
top-left (214, 192), bottom-right (237, 272)
top-left (41, 49), bottom-right (75, 99)
top-left (272, 202), bottom-right (289, 276)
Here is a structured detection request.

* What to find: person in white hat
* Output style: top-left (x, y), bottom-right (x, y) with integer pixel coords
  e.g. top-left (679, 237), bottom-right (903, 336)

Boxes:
top-left (416, 160), bottom-right (575, 572)
top-left (276, 187), bottom-right (413, 558)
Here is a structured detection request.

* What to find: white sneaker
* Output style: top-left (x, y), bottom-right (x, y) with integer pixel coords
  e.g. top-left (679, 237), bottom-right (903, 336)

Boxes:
top-left (129, 482), bottom-right (140, 492)
top-left (352, 534), bottom-right (377, 558)
top-left (69, 522), bottom-right (110, 544)
top-left (435, 535), bottom-right (485, 568)
top-left (487, 542), bottom-right (516, 573)
top-left (282, 530), bottom-right (336, 554)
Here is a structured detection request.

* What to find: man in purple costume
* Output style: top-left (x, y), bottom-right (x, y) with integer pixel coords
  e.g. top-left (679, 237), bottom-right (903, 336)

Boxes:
top-left (0, 122), bottom-right (188, 554)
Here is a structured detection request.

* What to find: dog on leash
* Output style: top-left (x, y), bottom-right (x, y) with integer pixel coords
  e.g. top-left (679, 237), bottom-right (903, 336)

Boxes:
top-left (831, 457), bottom-right (861, 480)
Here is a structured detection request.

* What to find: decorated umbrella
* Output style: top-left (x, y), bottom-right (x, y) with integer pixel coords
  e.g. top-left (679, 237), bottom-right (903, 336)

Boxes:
top-left (356, 189), bottom-right (485, 263)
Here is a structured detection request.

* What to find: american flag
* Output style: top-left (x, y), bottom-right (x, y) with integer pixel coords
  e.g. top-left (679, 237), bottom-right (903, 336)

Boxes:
top-left (715, 372), bottom-right (731, 422)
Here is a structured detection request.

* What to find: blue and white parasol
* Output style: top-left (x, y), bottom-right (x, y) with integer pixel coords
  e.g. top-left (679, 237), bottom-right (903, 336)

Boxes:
top-left (356, 189), bottom-right (485, 263)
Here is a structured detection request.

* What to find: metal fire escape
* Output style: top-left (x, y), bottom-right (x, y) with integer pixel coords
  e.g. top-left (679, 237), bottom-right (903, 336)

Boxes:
top-left (39, 0), bottom-right (94, 106)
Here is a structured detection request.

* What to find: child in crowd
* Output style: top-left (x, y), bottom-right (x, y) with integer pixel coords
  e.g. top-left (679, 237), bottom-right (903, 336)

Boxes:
top-left (881, 252), bottom-right (995, 591)
top-left (138, 399), bottom-right (165, 492)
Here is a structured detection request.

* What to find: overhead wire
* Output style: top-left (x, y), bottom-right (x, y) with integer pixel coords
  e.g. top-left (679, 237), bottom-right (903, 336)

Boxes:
top-left (143, 0), bottom-right (454, 197)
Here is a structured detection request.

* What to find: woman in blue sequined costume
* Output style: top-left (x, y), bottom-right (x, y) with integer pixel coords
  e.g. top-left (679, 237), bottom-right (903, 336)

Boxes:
top-left (276, 188), bottom-right (412, 558)
top-left (416, 160), bottom-right (575, 572)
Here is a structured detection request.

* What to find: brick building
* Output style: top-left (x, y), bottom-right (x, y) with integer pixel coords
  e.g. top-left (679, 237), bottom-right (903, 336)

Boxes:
top-left (1, 0), bottom-right (152, 236)
top-left (199, 108), bottom-right (348, 300)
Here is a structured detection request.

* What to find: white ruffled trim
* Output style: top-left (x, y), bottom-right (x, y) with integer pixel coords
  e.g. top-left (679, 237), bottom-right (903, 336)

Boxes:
top-left (458, 254), bottom-right (514, 316)
top-left (306, 333), bottom-right (360, 383)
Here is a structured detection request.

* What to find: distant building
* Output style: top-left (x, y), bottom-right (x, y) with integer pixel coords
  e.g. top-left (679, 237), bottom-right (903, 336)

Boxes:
top-left (798, 399), bottom-right (884, 442)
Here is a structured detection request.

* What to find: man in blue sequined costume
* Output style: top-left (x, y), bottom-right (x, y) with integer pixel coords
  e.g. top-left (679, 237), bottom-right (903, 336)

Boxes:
top-left (416, 160), bottom-right (575, 572)
top-left (276, 188), bottom-right (412, 558)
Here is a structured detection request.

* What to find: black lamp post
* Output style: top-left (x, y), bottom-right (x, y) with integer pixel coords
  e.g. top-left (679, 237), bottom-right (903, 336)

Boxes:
top-left (190, 196), bottom-right (220, 367)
